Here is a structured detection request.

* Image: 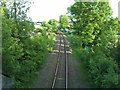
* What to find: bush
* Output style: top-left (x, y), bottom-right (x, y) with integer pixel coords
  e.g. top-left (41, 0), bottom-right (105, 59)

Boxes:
top-left (67, 35), bottom-right (82, 48)
top-left (2, 17), bottom-right (56, 88)
top-left (2, 1), bottom-right (56, 88)
top-left (47, 32), bottom-right (56, 52)
top-left (68, 35), bottom-right (119, 88)
top-left (2, 18), bottom-right (23, 77)
top-left (88, 48), bottom-right (118, 88)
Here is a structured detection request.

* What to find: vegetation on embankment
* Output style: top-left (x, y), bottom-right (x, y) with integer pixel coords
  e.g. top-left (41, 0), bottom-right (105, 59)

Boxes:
top-left (1, 1), bottom-right (57, 88)
top-left (67, 35), bottom-right (119, 88)
top-left (60, 1), bottom-right (119, 88)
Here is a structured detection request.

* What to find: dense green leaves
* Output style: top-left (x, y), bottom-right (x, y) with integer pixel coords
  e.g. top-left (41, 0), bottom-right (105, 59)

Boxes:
top-left (40, 19), bottom-right (58, 33)
top-left (48, 19), bottom-right (59, 33)
top-left (67, 2), bottom-right (114, 47)
top-left (88, 48), bottom-right (118, 88)
top-left (59, 15), bottom-right (69, 30)
top-left (67, 1), bottom-right (119, 88)
top-left (2, 0), bottom-right (56, 88)
top-left (2, 17), bottom-right (23, 77)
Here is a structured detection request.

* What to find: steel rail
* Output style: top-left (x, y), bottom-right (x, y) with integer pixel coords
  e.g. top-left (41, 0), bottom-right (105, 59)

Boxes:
top-left (51, 32), bottom-right (68, 88)
top-left (62, 34), bottom-right (68, 89)
top-left (52, 32), bottom-right (61, 88)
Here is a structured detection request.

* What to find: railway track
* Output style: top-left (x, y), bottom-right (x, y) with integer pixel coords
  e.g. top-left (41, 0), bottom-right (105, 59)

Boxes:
top-left (52, 32), bottom-right (68, 88)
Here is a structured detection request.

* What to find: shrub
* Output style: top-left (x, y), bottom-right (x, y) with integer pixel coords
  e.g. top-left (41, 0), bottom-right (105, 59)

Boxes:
top-left (89, 49), bottom-right (118, 88)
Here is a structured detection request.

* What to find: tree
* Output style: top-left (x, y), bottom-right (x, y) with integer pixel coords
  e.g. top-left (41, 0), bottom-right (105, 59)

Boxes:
top-left (59, 15), bottom-right (69, 30)
top-left (67, 1), bottom-right (119, 88)
top-left (1, 0), bottom-right (23, 77)
top-left (67, 1), bottom-right (118, 48)
top-left (48, 19), bottom-right (58, 33)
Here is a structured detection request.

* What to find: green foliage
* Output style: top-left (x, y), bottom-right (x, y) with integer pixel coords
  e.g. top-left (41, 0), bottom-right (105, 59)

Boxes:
top-left (41, 20), bottom-right (58, 33)
top-left (48, 19), bottom-right (58, 33)
top-left (68, 35), bottom-right (119, 88)
top-left (67, 2), bottom-right (116, 47)
top-left (68, 35), bottom-right (82, 47)
top-left (88, 47), bottom-right (118, 88)
top-left (2, 0), bottom-right (56, 88)
top-left (67, 1), bottom-right (119, 88)
top-left (47, 32), bottom-right (56, 52)
top-left (59, 15), bottom-right (69, 30)
top-left (2, 17), bottom-right (23, 77)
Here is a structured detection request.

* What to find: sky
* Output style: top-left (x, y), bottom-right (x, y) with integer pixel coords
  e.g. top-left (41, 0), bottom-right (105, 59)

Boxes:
top-left (27, 0), bottom-right (120, 22)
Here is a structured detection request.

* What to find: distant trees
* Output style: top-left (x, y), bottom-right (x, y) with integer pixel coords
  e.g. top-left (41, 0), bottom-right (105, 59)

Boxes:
top-left (48, 19), bottom-right (59, 33)
top-left (40, 19), bottom-right (58, 33)
top-left (59, 15), bottom-right (69, 31)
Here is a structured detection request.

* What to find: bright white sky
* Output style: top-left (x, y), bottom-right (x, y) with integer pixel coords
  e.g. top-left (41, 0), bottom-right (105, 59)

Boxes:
top-left (27, 0), bottom-right (119, 22)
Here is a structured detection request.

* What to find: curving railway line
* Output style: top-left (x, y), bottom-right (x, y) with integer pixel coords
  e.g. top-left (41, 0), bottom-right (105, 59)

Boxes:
top-left (52, 32), bottom-right (68, 88)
